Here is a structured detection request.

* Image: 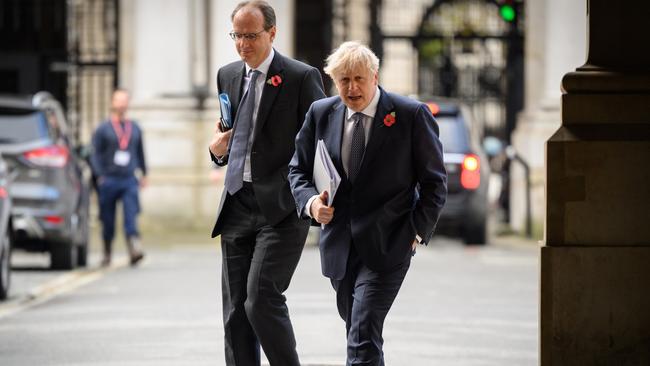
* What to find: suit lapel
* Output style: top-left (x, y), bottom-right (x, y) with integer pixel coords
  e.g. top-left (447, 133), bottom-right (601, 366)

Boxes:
top-left (252, 51), bottom-right (285, 141)
top-left (358, 88), bottom-right (394, 177)
top-left (229, 64), bottom-right (246, 120)
top-left (225, 64), bottom-right (246, 153)
top-left (325, 100), bottom-right (346, 180)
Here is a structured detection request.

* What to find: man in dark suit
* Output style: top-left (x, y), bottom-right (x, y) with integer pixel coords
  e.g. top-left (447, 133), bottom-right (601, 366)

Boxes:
top-left (288, 41), bottom-right (447, 365)
top-left (208, 1), bottom-right (325, 365)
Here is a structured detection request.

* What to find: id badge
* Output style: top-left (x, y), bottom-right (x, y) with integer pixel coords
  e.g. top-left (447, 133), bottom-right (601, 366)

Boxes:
top-left (113, 150), bottom-right (131, 166)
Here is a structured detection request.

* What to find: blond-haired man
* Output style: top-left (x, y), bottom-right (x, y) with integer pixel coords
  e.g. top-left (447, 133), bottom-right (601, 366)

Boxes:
top-left (289, 41), bottom-right (447, 364)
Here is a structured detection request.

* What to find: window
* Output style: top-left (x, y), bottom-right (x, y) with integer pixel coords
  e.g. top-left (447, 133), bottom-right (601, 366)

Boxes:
top-left (0, 108), bottom-right (50, 144)
top-left (45, 109), bottom-right (62, 141)
top-left (436, 115), bottom-right (470, 153)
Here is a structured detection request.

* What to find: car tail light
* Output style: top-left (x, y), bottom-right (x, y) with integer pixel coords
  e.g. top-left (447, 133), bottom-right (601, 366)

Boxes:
top-left (460, 154), bottom-right (480, 190)
top-left (45, 215), bottom-right (64, 224)
top-left (0, 187), bottom-right (6, 198)
top-left (24, 145), bottom-right (69, 167)
top-left (426, 102), bottom-right (440, 115)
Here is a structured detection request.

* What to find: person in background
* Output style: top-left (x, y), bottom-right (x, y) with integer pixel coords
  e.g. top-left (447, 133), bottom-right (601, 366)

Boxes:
top-left (90, 88), bottom-right (147, 267)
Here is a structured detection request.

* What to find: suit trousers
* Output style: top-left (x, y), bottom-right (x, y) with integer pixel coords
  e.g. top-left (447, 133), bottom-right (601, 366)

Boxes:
top-left (219, 182), bottom-right (309, 366)
top-left (98, 175), bottom-right (140, 243)
top-left (331, 245), bottom-right (410, 366)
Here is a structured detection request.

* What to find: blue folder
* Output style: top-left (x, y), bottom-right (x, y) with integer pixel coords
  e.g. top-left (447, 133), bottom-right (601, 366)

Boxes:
top-left (219, 93), bottom-right (232, 130)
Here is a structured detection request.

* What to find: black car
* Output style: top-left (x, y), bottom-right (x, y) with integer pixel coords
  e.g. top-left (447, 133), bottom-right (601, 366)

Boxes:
top-left (0, 92), bottom-right (91, 269)
top-left (0, 155), bottom-right (12, 299)
top-left (427, 100), bottom-right (490, 244)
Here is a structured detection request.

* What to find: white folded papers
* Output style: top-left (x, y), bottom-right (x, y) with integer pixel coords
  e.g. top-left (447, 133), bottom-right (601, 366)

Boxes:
top-left (313, 139), bottom-right (340, 206)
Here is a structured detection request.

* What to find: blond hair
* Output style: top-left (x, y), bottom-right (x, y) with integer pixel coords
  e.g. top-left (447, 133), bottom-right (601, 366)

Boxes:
top-left (324, 41), bottom-right (380, 78)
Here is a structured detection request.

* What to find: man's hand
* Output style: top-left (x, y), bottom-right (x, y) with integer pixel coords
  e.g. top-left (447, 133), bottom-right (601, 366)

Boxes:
top-left (209, 121), bottom-right (232, 157)
top-left (412, 239), bottom-right (418, 251)
top-left (310, 191), bottom-right (334, 224)
top-left (139, 176), bottom-right (148, 189)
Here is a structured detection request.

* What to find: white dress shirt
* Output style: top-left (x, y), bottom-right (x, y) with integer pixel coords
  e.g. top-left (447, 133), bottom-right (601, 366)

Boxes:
top-left (241, 48), bottom-right (275, 182)
top-left (304, 86), bottom-right (381, 217)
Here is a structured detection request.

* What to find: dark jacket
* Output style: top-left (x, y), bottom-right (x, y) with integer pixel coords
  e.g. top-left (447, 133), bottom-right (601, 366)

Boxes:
top-left (90, 119), bottom-right (147, 179)
top-left (210, 50), bottom-right (326, 237)
top-left (288, 88), bottom-right (447, 279)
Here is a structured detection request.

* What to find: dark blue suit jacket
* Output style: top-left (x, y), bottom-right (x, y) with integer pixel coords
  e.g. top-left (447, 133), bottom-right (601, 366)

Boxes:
top-left (91, 120), bottom-right (147, 178)
top-left (288, 88), bottom-right (447, 280)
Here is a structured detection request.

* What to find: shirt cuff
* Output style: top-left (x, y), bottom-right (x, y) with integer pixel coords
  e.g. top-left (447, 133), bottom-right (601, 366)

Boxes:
top-left (415, 234), bottom-right (423, 244)
top-left (304, 195), bottom-right (320, 218)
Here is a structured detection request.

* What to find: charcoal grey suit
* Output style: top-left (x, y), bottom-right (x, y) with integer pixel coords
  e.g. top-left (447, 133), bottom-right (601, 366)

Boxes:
top-left (211, 50), bottom-right (325, 366)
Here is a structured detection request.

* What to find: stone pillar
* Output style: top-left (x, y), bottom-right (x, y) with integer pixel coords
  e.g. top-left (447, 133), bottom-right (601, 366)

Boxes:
top-left (378, 0), bottom-right (423, 95)
top-left (541, 0), bottom-right (650, 364)
top-left (347, 0), bottom-right (371, 44)
top-left (510, 0), bottom-right (586, 235)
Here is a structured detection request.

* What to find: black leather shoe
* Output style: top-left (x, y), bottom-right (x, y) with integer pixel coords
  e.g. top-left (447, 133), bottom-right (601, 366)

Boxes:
top-left (126, 236), bottom-right (145, 266)
top-left (129, 252), bottom-right (144, 266)
top-left (100, 256), bottom-right (111, 267)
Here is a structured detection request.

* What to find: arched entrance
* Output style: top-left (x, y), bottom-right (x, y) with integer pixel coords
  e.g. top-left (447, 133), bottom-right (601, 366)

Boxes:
top-left (414, 0), bottom-right (524, 141)
top-left (375, 0), bottom-right (523, 142)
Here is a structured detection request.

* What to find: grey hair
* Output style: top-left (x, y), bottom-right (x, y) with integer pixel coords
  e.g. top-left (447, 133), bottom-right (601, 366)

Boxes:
top-left (231, 1), bottom-right (276, 30)
top-left (324, 41), bottom-right (380, 78)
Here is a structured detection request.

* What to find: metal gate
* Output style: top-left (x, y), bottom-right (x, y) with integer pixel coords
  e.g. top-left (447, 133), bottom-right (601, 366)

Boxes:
top-left (66, 0), bottom-right (119, 143)
top-left (380, 0), bottom-right (524, 141)
top-left (0, 0), bottom-right (68, 108)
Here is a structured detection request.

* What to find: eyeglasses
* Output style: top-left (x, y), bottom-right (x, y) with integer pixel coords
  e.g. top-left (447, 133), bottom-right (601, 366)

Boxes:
top-left (229, 29), bottom-right (266, 41)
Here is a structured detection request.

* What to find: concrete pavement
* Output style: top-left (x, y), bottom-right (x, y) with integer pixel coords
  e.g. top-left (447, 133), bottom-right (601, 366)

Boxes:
top-left (0, 234), bottom-right (538, 365)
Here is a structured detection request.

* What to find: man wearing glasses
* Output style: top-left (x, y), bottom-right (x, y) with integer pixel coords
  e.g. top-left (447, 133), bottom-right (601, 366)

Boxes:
top-left (208, 1), bottom-right (325, 365)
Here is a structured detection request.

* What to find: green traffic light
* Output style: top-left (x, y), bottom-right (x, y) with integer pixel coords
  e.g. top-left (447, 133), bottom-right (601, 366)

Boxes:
top-left (500, 4), bottom-right (515, 22)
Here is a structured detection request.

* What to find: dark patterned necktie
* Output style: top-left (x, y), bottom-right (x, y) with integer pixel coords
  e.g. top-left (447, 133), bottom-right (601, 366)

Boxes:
top-left (225, 69), bottom-right (260, 195)
top-left (348, 112), bottom-right (366, 182)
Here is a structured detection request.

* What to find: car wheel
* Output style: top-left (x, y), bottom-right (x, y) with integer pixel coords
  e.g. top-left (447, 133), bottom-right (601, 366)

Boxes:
top-left (463, 219), bottom-right (487, 245)
top-left (0, 232), bottom-right (11, 300)
top-left (76, 190), bottom-right (90, 268)
top-left (77, 244), bottom-right (88, 267)
top-left (50, 240), bottom-right (77, 270)
top-left (75, 214), bottom-right (89, 267)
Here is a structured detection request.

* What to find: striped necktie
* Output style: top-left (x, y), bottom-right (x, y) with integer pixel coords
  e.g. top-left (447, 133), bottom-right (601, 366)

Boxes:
top-left (224, 69), bottom-right (260, 195)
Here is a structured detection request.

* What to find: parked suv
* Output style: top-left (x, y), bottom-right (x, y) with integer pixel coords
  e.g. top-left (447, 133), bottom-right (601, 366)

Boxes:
top-left (0, 92), bottom-right (91, 269)
top-left (426, 100), bottom-right (490, 244)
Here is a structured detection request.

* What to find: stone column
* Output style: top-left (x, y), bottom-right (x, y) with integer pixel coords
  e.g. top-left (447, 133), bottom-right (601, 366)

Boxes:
top-left (510, 0), bottom-right (586, 235)
top-left (378, 0), bottom-right (422, 95)
top-left (346, 0), bottom-right (371, 45)
top-left (541, 0), bottom-right (650, 364)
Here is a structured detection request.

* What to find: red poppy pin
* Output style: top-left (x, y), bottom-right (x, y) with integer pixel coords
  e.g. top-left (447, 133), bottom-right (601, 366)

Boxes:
top-left (267, 75), bottom-right (282, 87)
top-left (383, 111), bottom-right (396, 127)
